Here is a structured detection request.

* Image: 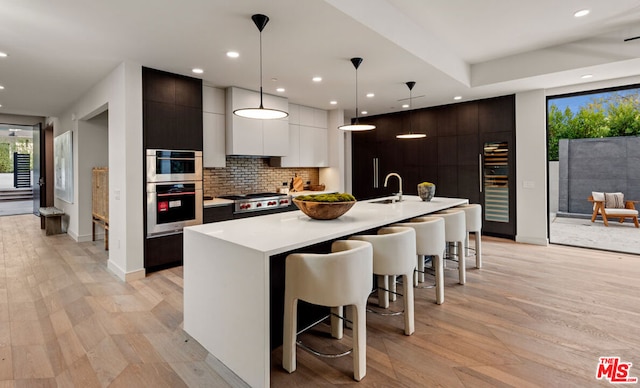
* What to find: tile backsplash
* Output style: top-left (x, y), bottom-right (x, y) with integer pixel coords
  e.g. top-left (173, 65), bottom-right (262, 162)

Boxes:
top-left (203, 156), bottom-right (320, 197)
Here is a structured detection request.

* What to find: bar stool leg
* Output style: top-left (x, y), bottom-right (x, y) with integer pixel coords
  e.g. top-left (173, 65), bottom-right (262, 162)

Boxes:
top-left (331, 306), bottom-right (343, 339)
top-left (352, 304), bottom-right (367, 381)
top-left (475, 232), bottom-right (482, 268)
top-left (283, 297), bottom-right (298, 373)
top-left (458, 241), bottom-right (466, 284)
top-left (434, 254), bottom-right (444, 305)
top-left (377, 275), bottom-right (389, 308)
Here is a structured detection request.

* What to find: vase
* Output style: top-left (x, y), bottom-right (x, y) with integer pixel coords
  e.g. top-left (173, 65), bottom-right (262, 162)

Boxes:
top-left (417, 184), bottom-right (435, 201)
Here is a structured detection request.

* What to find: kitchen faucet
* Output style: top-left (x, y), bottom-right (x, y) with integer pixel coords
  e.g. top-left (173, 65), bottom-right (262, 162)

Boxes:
top-left (384, 173), bottom-right (403, 202)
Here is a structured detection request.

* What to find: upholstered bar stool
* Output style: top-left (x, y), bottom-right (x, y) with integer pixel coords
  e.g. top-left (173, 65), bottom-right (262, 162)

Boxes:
top-left (350, 226), bottom-right (416, 335)
top-left (283, 239), bottom-right (373, 381)
top-left (455, 204), bottom-right (482, 268)
top-left (393, 216), bottom-right (446, 305)
top-left (433, 209), bottom-right (466, 285)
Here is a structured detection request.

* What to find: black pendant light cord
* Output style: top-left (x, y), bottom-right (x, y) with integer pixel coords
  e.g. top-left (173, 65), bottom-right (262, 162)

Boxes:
top-left (258, 25), bottom-right (264, 109)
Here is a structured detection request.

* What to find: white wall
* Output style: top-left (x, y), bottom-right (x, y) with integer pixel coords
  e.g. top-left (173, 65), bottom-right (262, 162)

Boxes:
top-left (76, 112), bottom-right (109, 241)
top-left (515, 90), bottom-right (549, 245)
top-left (54, 61), bottom-right (144, 281)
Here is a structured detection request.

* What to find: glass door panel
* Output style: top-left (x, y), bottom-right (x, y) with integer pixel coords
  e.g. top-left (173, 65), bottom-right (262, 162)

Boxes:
top-left (483, 141), bottom-right (509, 223)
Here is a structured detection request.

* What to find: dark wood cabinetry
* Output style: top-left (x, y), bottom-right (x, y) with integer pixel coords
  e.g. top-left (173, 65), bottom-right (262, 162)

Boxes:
top-left (142, 67), bottom-right (203, 150)
top-left (203, 205), bottom-right (233, 223)
top-left (351, 95), bottom-right (516, 238)
top-left (142, 67), bottom-right (204, 271)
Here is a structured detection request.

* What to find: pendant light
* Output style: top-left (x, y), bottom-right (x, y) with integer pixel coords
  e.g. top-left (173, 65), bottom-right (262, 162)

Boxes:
top-left (233, 14), bottom-right (288, 120)
top-left (338, 57), bottom-right (375, 131)
top-left (396, 81), bottom-right (426, 139)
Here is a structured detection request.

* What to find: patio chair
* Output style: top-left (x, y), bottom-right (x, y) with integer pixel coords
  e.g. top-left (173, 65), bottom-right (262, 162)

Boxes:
top-left (588, 192), bottom-right (639, 228)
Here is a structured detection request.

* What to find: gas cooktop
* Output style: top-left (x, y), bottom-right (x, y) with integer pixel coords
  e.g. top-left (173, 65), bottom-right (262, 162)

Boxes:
top-left (218, 192), bottom-right (292, 213)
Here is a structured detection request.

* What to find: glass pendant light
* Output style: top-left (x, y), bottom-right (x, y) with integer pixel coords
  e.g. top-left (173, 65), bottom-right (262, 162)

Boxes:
top-left (233, 14), bottom-right (288, 120)
top-left (338, 57), bottom-right (375, 131)
top-left (397, 81), bottom-right (426, 139)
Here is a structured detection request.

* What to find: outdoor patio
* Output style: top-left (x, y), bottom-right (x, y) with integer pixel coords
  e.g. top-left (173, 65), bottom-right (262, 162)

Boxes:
top-left (550, 213), bottom-right (640, 255)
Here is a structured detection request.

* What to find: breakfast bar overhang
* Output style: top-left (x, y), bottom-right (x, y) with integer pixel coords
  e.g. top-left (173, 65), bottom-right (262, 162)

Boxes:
top-left (183, 196), bottom-right (468, 387)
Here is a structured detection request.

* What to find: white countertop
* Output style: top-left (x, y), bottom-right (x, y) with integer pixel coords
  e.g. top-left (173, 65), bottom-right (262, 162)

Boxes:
top-left (187, 195), bottom-right (468, 256)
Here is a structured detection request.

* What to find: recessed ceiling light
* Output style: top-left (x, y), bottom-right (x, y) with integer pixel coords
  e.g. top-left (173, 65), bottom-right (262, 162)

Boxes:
top-left (226, 51), bottom-right (239, 58)
top-left (453, 96), bottom-right (462, 100)
top-left (330, 101), bottom-right (337, 105)
top-left (0, 85), bottom-right (4, 90)
top-left (312, 76), bottom-right (322, 82)
top-left (276, 87), bottom-right (285, 92)
top-left (574, 9), bottom-right (590, 17)
top-left (8, 128), bottom-right (21, 132)
top-left (402, 104), bottom-right (409, 108)
top-left (192, 68), bottom-right (204, 74)
top-left (361, 110), bottom-right (368, 115)
top-left (581, 74), bottom-right (593, 79)
top-left (0, 104), bottom-right (3, 108)
top-left (366, 93), bottom-right (375, 98)
top-left (0, 52), bottom-right (7, 58)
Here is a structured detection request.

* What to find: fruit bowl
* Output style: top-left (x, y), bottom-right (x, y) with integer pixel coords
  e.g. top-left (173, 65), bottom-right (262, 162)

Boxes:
top-left (293, 193), bottom-right (356, 220)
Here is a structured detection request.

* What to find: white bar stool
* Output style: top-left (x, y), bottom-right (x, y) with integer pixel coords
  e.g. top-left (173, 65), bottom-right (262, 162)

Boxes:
top-left (393, 216), bottom-right (446, 305)
top-left (455, 204), bottom-right (482, 268)
top-left (283, 239), bottom-right (373, 381)
top-left (350, 226), bottom-right (416, 335)
top-left (433, 209), bottom-right (466, 285)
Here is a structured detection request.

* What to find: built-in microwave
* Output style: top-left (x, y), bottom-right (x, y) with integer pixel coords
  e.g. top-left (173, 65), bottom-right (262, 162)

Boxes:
top-left (146, 149), bottom-right (202, 183)
top-left (146, 180), bottom-right (203, 237)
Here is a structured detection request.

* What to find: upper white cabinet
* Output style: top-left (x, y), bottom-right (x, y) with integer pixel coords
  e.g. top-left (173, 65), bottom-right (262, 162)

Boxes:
top-left (271, 103), bottom-right (328, 167)
top-left (225, 87), bottom-right (289, 156)
top-left (202, 86), bottom-right (226, 167)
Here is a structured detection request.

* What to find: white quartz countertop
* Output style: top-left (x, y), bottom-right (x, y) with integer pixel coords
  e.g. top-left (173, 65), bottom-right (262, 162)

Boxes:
top-left (203, 198), bottom-right (233, 208)
top-left (186, 196), bottom-right (468, 256)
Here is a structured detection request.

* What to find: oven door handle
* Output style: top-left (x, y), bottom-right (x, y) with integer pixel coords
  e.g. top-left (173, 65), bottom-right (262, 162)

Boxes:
top-left (157, 191), bottom-right (196, 197)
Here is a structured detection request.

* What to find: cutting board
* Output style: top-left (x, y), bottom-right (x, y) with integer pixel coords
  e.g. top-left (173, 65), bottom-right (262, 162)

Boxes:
top-left (292, 176), bottom-right (304, 192)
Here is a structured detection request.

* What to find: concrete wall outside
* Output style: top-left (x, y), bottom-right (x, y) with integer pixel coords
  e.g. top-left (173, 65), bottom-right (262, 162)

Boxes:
top-left (559, 136), bottom-right (640, 215)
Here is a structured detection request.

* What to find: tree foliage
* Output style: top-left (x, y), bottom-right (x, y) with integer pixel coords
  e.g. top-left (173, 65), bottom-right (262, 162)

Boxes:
top-left (548, 90), bottom-right (640, 160)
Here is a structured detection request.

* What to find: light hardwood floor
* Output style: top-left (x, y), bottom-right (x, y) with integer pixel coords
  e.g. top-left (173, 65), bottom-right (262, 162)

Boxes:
top-left (2, 214), bottom-right (639, 387)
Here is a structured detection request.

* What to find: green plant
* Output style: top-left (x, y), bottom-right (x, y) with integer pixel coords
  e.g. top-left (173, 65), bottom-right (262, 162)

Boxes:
top-left (418, 182), bottom-right (434, 187)
top-left (295, 193), bottom-right (356, 202)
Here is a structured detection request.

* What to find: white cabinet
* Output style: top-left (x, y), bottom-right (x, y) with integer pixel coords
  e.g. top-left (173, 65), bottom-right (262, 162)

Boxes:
top-left (225, 87), bottom-right (289, 156)
top-left (271, 103), bottom-right (328, 167)
top-left (202, 86), bottom-right (226, 167)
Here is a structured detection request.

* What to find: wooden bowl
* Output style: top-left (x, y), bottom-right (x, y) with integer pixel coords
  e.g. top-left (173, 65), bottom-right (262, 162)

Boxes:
top-left (293, 198), bottom-right (356, 220)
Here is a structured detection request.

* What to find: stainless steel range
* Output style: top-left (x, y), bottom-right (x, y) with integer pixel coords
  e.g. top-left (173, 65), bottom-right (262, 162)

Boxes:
top-left (218, 192), bottom-right (292, 214)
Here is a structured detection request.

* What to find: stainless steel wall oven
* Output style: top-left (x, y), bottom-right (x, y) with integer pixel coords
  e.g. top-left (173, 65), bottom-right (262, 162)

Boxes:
top-left (146, 149), bottom-right (202, 182)
top-left (146, 149), bottom-right (203, 237)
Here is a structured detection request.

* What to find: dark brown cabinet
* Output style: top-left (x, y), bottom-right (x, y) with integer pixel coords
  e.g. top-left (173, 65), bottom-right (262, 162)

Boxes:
top-left (351, 95), bottom-right (516, 238)
top-left (142, 67), bottom-right (204, 271)
top-left (142, 67), bottom-right (203, 151)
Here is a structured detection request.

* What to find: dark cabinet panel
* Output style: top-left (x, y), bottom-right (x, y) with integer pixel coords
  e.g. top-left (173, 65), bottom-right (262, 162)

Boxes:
top-left (436, 106), bottom-right (457, 136)
top-left (176, 106), bottom-right (204, 150)
top-left (479, 95), bottom-right (515, 134)
top-left (413, 109), bottom-right (438, 137)
top-left (145, 233), bottom-right (183, 272)
top-left (457, 134), bottom-right (479, 166)
top-left (175, 76), bottom-right (202, 108)
top-left (458, 165), bottom-right (481, 204)
top-left (144, 101), bottom-right (177, 149)
top-left (143, 68), bottom-right (176, 104)
top-left (457, 102), bottom-right (479, 135)
top-left (437, 136), bottom-right (457, 166)
top-left (437, 165), bottom-right (458, 197)
top-left (203, 205), bottom-right (233, 223)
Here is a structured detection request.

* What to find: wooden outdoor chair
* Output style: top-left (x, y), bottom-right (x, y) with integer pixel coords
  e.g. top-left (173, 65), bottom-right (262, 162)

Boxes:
top-left (588, 194), bottom-right (639, 228)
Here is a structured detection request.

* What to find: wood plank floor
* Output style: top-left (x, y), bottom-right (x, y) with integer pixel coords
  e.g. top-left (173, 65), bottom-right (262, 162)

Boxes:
top-left (2, 213), bottom-right (639, 387)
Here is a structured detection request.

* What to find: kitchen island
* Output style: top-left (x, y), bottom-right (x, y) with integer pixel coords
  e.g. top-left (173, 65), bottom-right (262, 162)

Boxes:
top-left (183, 195), bottom-right (468, 387)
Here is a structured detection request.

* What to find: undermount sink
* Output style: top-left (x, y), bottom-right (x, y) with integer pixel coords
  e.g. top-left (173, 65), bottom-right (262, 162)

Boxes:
top-left (370, 198), bottom-right (403, 204)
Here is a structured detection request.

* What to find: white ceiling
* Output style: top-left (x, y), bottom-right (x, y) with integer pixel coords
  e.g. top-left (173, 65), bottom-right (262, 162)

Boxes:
top-left (1, 0), bottom-right (640, 119)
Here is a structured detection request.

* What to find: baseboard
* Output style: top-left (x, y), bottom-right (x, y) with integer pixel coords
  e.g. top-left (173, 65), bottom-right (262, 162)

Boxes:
top-left (515, 235), bottom-right (549, 246)
top-left (107, 260), bottom-right (145, 282)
